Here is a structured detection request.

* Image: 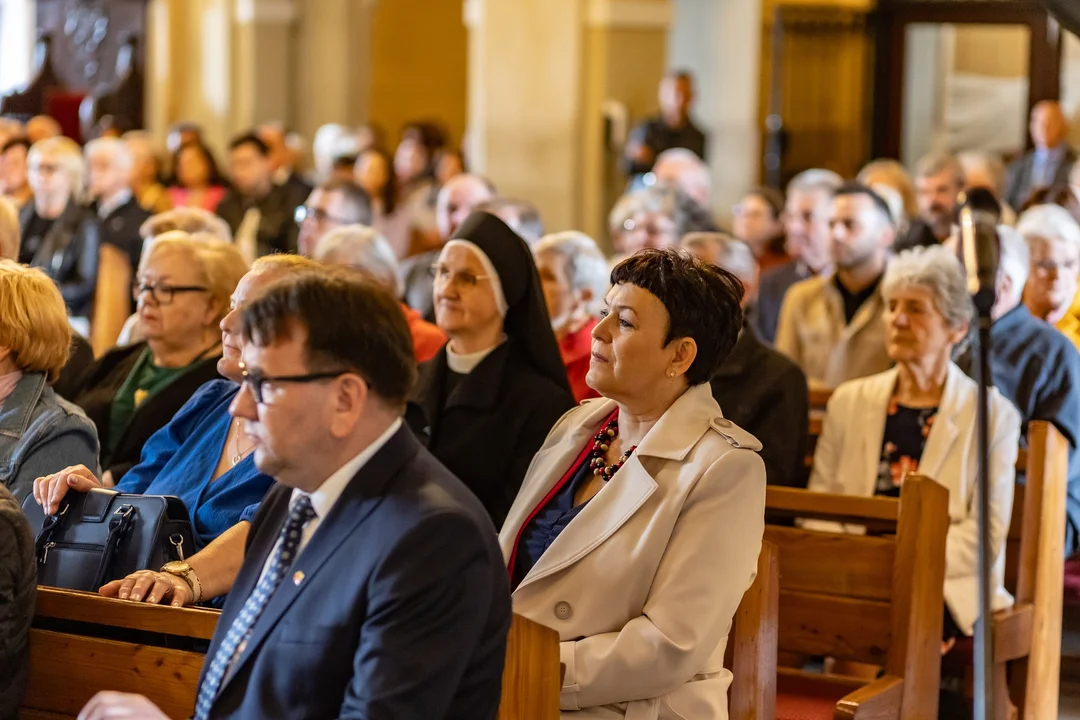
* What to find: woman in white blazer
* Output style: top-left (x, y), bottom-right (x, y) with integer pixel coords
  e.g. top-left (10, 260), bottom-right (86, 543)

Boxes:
top-left (499, 248), bottom-right (767, 720)
top-left (808, 244), bottom-right (1021, 646)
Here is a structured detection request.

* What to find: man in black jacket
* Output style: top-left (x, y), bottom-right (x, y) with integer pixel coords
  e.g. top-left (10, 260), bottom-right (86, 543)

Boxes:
top-left (683, 232), bottom-right (810, 488)
top-left (256, 122), bottom-right (312, 213)
top-left (0, 484), bottom-right (34, 720)
top-left (85, 137), bottom-right (151, 277)
top-left (216, 133), bottom-right (298, 260)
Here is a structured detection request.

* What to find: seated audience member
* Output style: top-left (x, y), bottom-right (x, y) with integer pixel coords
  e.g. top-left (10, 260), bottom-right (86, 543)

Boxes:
top-left (608, 183), bottom-right (715, 261)
top-left (21, 137), bottom-right (101, 327)
top-left (532, 231), bottom-right (609, 403)
top-left (1006, 100), bottom-right (1076, 212)
top-left (86, 137), bottom-right (152, 275)
top-left (0, 262), bottom-right (98, 502)
top-left (1057, 161), bottom-right (1080, 227)
top-left (330, 153), bottom-right (359, 184)
top-left (651, 147), bottom-right (712, 210)
top-left (353, 147), bottom-right (409, 256)
top-left (899, 152), bottom-right (965, 251)
top-left (809, 245), bottom-right (1020, 671)
top-left (0, 137), bottom-right (33, 208)
top-left (434, 148), bottom-right (466, 185)
top-left (217, 133), bottom-right (298, 261)
top-left (958, 150), bottom-right (1009, 204)
top-left (26, 115), bottom-right (60, 144)
top-left (35, 258), bottom-right (316, 589)
top-left (71, 233), bottom-right (246, 483)
top-left (295, 179), bottom-right (373, 257)
top-left (753, 168), bottom-right (843, 343)
top-left (122, 131), bottom-right (173, 214)
top-left (475, 197), bottom-right (544, 244)
top-left (0, 482), bottom-right (33, 719)
top-left (1017, 204), bottom-right (1080, 349)
top-left (776, 183), bottom-right (895, 389)
top-left (165, 122), bottom-right (204, 156)
top-left (501, 248), bottom-right (765, 719)
top-left (79, 269), bottom-right (511, 720)
top-left (684, 232), bottom-right (810, 488)
top-left (168, 141), bottom-right (227, 212)
top-left (868, 183), bottom-right (908, 235)
top-left (401, 173), bottom-right (496, 321)
top-left (957, 225), bottom-right (1080, 555)
top-left (255, 121), bottom-right (312, 212)
top-left (315, 225), bottom-right (446, 362)
top-left (732, 187), bottom-right (787, 273)
top-left (407, 212), bottom-right (575, 526)
top-left (857, 158), bottom-right (918, 222)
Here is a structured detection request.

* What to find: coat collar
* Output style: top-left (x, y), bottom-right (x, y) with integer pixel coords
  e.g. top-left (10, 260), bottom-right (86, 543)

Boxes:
top-left (505, 383), bottom-right (722, 592)
top-left (0, 373), bottom-right (47, 439)
top-left (221, 424), bottom-right (421, 690)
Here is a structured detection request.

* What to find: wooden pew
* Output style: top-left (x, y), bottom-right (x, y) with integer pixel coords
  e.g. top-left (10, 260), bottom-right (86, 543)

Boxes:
top-left (729, 541), bottom-right (780, 720)
top-left (23, 588), bottom-right (561, 719)
top-left (90, 243), bottom-right (133, 356)
top-left (765, 476), bottom-right (950, 720)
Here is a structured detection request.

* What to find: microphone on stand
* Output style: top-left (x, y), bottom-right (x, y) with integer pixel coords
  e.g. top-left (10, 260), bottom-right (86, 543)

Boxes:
top-left (956, 187), bottom-right (1001, 720)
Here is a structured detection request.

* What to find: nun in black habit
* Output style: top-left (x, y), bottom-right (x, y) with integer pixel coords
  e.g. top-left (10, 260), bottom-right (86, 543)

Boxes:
top-left (406, 211), bottom-right (576, 528)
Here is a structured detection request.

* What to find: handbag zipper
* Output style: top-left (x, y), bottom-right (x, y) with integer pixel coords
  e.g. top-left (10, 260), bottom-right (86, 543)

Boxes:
top-left (40, 541), bottom-right (103, 564)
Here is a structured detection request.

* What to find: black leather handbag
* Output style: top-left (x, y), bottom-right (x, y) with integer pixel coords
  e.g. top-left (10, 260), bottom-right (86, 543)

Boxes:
top-left (21, 488), bottom-right (195, 592)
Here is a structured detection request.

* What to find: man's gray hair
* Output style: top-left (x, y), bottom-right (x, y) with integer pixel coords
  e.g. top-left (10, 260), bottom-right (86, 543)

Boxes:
top-left (882, 245), bottom-right (973, 330)
top-left (786, 168), bottom-right (844, 195)
top-left (996, 224), bottom-right (1030, 291)
top-left (914, 152), bottom-right (965, 186)
top-left (314, 224), bottom-right (401, 297)
top-left (680, 232), bottom-right (757, 285)
top-left (533, 231), bottom-right (609, 316)
top-left (1016, 204), bottom-right (1080, 254)
top-left (84, 136), bottom-right (133, 173)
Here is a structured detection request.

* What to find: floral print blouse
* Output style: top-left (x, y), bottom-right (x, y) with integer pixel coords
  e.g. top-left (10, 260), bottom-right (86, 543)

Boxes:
top-left (875, 399), bottom-right (939, 497)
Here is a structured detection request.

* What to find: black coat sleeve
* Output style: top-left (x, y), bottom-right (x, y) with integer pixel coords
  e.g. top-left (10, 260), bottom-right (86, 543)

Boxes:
top-left (60, 216), bottom-right (101, 313)
top-left (754, 367), bottom-right (810, 488)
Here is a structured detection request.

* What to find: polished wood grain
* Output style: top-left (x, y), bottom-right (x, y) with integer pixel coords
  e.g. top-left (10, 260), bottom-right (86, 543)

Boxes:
top-left (765, 486), bottom-right (898, 533)
top-left (730, 541), bottom-right (779, 720)
top-left (497, 614), bottom-right (561, 720)
top-left (34, 587), bottom-right (220, 640)
top-left (765, 526), bottom-right (895, 602)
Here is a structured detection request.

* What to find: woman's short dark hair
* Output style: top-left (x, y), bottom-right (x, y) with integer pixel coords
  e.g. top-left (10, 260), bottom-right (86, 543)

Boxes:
top-left (241, 268), bottom-right (417, 407)
top-left (610, 248), bottom-right (743, 386)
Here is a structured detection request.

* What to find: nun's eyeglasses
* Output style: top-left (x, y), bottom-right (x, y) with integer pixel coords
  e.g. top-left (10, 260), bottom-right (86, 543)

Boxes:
top-left (430, 263), bottom-right (490, 288)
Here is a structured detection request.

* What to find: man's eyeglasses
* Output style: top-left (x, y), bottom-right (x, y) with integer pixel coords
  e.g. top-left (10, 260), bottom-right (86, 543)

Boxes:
top-left (133, 282), bottom-right (209, 306)
top-left (294, 205), bottom-right (351, 226)
top-left (240, 366), bottom-right (349, 405)
top-left (1033, 258), bottom-right (1080, 275)
top-left (430, 263), bottom-right (490, 288)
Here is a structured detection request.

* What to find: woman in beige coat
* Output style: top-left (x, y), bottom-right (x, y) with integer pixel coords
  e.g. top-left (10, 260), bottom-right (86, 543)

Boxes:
top-left (499, 248), bottom-right (767, 720)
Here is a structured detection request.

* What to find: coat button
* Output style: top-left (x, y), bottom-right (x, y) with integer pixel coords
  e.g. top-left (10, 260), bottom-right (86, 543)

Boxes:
top-left (554, 601), bottom-right (573, 620)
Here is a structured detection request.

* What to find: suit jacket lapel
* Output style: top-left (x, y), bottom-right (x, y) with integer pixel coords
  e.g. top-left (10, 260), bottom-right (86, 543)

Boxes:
top-left (218, 426), bottom-right (419, 693)
top-left (857, 368), bottom-right (895, 496)
top-left (914, 363), bottom-right (965, 482)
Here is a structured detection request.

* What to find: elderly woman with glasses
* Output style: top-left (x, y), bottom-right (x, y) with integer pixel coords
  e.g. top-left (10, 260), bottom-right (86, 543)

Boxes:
top-left (33, 255), bottom-right (321, 607)
top-left (66, 232), bottom-right (247, 483)
top-left (1018, 204), bottom-right (1080, 349)
top-left (407, 211), bottom-right (576, 527)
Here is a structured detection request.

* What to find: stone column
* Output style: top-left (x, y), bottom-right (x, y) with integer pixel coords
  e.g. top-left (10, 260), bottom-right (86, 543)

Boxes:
top-left (232, 0), bottom-right (297, 128)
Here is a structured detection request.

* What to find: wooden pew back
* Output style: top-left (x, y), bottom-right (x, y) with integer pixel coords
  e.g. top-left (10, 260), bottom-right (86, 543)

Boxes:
top-left (23, 588), bottom-right (561, 720)
top-left (90, 243), bottom-right (133, 356)
top-left (766, 476), bottom-right (950, 718)
top-left (728, 541), bottom-right (779, 720)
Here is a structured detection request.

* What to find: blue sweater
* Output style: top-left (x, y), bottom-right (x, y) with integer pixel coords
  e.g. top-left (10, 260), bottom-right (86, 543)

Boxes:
top-left (958, 304), bottom-right (1080, 554)
top-left (115, 380), bottom-right (274, 551)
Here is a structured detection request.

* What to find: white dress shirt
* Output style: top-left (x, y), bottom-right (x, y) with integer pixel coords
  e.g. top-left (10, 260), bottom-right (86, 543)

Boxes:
top-left (97, 188), bottom-right (133, 219)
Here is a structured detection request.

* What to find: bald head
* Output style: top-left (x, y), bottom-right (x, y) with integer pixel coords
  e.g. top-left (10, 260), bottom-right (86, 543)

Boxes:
top-left (652, 148), bottom-right (711, 207)
top-left (1030, 101), bottom-right (1069, 151)
top-left (436, 173), bottom-right (496, 240)
top-left (27, 115), bottom-right (61, 144)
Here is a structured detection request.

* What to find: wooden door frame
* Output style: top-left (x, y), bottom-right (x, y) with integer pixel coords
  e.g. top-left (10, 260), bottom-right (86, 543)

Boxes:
top-left (872, 0), bottom-right (1062, 159)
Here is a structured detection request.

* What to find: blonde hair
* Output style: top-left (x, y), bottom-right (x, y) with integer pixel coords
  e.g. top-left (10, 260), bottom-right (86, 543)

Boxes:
top-left (28, 136), bottom-right (86, 203)
top-left (139, 232), bottom-right (248, 326)
top-left (139, 207), bottom-right (232, 241)
top-left (251, 253), bottom-right (321, 274)
top-left (0, 261), bottom-right (73, 383)
top-left (0, 196), bottom-right (19, 260)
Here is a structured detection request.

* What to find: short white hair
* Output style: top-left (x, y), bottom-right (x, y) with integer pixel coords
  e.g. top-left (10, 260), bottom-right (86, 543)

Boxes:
top-left (28, 136), bottom-right (86, 203)
top-left (85, 136), bottom-right (134, 176)
top-left (681, 232), bottom-right (757, 285)
top-left (1016, 204), bottom-right (1080, 255)
top-left (787, 168), bottom-right (844, 195)
top-left (882, 244), bottom-right (972, 330)
top-left (652, 148), bottom-right (712, 206)
top-left (533, 231), bottom-right (609, 316)
top-left (314, 224), bottom-right (401, 296)
top-left (997, 224), bottom-right (1030, 291)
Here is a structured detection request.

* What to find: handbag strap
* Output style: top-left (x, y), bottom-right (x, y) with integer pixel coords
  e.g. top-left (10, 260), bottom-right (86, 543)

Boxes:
top-left (92, 504), bottom-right (136, 589)
top-left (34, 505), bottom-right (69, 562)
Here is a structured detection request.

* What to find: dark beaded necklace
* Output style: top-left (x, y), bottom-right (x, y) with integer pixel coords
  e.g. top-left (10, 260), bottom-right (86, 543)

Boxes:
top-left (588, 415), bottom-right (637, 480)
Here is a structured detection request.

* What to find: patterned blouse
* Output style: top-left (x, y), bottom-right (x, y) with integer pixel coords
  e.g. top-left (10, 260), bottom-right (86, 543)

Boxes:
top-left (875, 399), bottom-right (939, 497)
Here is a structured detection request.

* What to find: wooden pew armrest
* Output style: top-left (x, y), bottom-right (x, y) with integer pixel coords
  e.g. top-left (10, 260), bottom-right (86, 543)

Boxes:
top-left (835, 675), bottom-right (904, 720)
top-left (993, 602), bottom-right (1034, 663)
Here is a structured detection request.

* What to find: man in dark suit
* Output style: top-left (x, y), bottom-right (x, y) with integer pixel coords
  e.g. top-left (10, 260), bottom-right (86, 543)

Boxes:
top-left (216, 133), bottom-right (298, 259)
top-left (682, 231), bottom-right (810, 488)
top-left (85, 136), bottom-right (151, 277)
top-left (1005, 101), bottom-right (1077, 211)
top-left (79, 270), bottom-right (512, 720)
top-left (753, 168), bottom-right (843, 343)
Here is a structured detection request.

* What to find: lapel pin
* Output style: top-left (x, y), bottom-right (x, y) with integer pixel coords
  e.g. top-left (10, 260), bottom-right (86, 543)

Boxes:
top-left (292, 571), bottom-right (305, 585)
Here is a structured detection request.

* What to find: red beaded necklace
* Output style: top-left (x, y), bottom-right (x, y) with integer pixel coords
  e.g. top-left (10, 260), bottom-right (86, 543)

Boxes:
top-left (588, 415), bottom-right (637, 480)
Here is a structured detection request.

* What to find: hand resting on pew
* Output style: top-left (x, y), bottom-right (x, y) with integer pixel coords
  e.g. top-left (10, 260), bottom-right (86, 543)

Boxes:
top-left (78, 691), bottom-right (170, 720)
